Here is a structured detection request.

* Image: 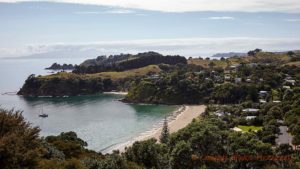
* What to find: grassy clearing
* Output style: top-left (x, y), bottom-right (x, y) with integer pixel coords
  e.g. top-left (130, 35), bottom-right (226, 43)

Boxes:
top-left (88, 65), bottom-right (161, 80)
top-left (38, 65), bottom-right (161, 81)
top-left (284, 61), bottom-right (300, 67)
top-left (188, 52), bottom-right (293, 68)
top-left (188, 59), bottom-right (228, 68)
top-left (237, 125), bottom-right (263, 132)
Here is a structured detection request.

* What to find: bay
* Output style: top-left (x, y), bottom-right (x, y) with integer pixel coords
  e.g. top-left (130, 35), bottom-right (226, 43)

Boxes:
top-left (0, 57), bottom-right (178, 152)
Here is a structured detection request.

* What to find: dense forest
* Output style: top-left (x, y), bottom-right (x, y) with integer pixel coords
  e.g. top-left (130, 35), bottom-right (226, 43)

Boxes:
top-left (73, 52), bottom-right (187, 74)
top-left (46, 63), bottom-right (75, 70)
top-left (17, 74), bottom-right (114, 96)
top-left (124, 64), bottom-right (297, 104)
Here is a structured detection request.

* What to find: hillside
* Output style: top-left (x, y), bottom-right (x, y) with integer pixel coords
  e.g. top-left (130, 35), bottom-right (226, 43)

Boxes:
top-left (73, 51), bottom-right (187, 73)
top-left (188, 50), bottom-right (300, 68)
top-left (18, 65), bottom-right (161, 96)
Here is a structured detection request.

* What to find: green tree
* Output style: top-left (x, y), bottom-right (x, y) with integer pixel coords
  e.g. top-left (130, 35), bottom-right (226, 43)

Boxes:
top-left (45, 131), bottom-right (88, 159)
top-left (170, 141), bottom-right (193, 169)
top-left (160, 117), bottom-right (170, 144)
top-left (0, 108), bottom-right (42, 169)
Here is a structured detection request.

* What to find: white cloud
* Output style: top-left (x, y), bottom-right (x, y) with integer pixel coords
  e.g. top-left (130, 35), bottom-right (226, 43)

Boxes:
top-left (1, 37), bottom-right (300, 58)
top-left (74, 11), bottom-right (100, 14)
top-left (207, 16), bottom-right (235, 20)
top-left (285, 18), bottom-right (300, 22)
top-left (105, 9), bottom-right (134, 14)
top-left (74, 9), bottom-right (134, 15)
top-left (1, 0), bottom-right (300, 13)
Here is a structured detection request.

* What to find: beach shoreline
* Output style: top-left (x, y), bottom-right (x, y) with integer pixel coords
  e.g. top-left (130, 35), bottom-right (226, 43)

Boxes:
top-left (102, 91), bottom-right (128, 95)
top-left (102, 104), bottom-right (206, 153)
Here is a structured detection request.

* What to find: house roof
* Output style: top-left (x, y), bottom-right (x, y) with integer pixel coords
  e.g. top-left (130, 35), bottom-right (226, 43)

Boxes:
top-left (242, 108), bottom-right (259, 112)
top-left (245, 116), bottom-right (257, 120)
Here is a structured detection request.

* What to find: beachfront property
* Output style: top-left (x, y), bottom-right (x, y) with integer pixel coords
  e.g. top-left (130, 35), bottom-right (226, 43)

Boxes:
top-left (215, 111), bottom-right (224, 117)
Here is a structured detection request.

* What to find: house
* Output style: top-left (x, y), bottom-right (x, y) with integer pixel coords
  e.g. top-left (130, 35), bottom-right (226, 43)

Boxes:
top-left (283, 86), bottom-right (291, 89)
top-left (235, 78), bottom-right (242, 83)
top-left (259, 91), bottom-right (267, 94)
top-left (230, 64), bottom-right (240, 69)
top-left (242, 108), bottom-right (259, 113)
top-left (246, 78), bottom-right (251, 83)
top-left (214, 110), bottom-right (230, 117)
top-left (285, 76), bottom-right (292, 80)
top-left (215, 111), bottom-right (224, 117)
top-left (224, 70), bottom-right (231, 74)
top-left (149, 74), bottom-right (160, 80)
top-left (259, 91), bottom-right (268, 98)
top-left (259, 99), bottom-right (267, 104)
top-left (245, 116), bottom-right (257, 120)
top-left (224, 75), bottom-right (231, 80)
top-left (285, 79), bottom-right (296, 86)
top-left (273, 100), bottom-right (281, 103)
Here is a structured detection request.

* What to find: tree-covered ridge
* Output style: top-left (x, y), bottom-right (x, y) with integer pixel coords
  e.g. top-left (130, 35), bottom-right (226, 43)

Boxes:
top-left (46, 63), bottom-right (75, 70)
top-left (17, 74), bottom-right (113, 96)
top-left (125, 63), bottom-right (299, 104)
top-left (73, 51), bottom-right (187, 73)
top-left (188, 50), bottom-right (300, 68)
top-left (17, 65), bottom-right (161, 96)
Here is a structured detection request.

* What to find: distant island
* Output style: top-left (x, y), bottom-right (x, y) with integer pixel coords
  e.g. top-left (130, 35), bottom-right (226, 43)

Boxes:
top-left (211, 52), bottom-right (246, 58)
top-left (46, 63), bottom-right (75, 70)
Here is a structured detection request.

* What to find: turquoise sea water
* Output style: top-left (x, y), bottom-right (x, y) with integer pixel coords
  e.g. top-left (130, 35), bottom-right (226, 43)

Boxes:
top-left (0, 58), bottom-right (178, 152)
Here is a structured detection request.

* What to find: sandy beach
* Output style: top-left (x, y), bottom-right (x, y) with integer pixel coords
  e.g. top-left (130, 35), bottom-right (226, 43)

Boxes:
top-left (102, 91), bottom-right (128, 95)
top-left (103, 105), bottom-right (206, 153)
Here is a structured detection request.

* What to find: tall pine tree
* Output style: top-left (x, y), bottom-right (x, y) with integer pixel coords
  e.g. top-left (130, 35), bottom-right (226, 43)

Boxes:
top-left (160, 116), bottom-right (170, 144)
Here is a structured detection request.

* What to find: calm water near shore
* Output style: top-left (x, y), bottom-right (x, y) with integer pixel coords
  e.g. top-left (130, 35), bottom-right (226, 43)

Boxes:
top-left (0, 58), bottom-right (178, 151)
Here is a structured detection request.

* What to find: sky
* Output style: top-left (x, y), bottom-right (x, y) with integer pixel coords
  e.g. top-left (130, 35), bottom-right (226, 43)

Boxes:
top-left (0, 0), bottom-right (300, 58)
